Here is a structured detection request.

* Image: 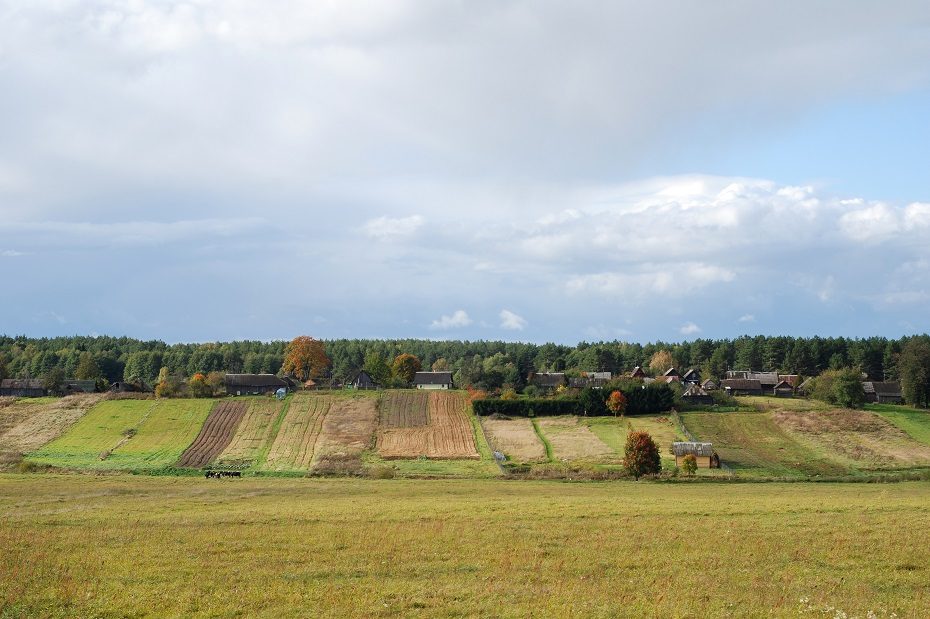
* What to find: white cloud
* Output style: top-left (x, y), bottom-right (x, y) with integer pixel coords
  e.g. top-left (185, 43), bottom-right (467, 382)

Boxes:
top-left (429, 310), bottom-right (472, 330)
top-left (499, 309), bottom-right (527, 331)
top-left (1, 250), bottom-right (25, 257)
top-left (679, 322), bottom-right (701, 335)
top-left (738, 314), bottom-right (755, 323)
top-left (363, 215), bottom-right (424, 239)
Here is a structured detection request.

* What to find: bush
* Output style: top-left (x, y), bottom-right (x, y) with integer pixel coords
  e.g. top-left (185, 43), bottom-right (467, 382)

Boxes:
top-left (809, 368), bottom-right (866, 408)
top-left (473, 383), bottom-right (677, 417)
top-left (681, 453), bottom-right (697, 476)
top-left (623, 430), bottom-right (661, 480)
top-left (472, 398), bottom-right (581, 416)
top-left (369, 465), bottom-right (395, 480)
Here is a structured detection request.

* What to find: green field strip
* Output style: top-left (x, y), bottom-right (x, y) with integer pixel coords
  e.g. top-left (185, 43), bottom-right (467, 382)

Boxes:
top-left (868, 404), bottom-right (930, 446)
top-left (530, 418), bottom-right (554, 462)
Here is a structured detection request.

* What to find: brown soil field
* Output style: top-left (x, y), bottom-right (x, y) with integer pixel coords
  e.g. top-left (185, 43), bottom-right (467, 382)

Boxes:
top-left (537, 417), bottom-right (615, 461)
top-left (313, 396), bottom-right (379, 460)
top-left (773, 408), bottom-right (930, 469)
top-left (480, 416), bottom-right (546, 463)
top-left (380, 391), bottom-right (429, 428)
top-left (0, 394), bottom-right (106, 460)
top-left (176, 401), bottom-right (248, 468)
top-left (262, 394), bottom-right (332, 471)
top-left (215, 398), bottom-right (286, 468)
top-left (377, 391), bottom-right (479, 459)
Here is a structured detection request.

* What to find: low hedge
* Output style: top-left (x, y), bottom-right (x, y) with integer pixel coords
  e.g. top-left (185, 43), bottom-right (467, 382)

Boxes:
top-left (472, 398), bottom-right (581, 417)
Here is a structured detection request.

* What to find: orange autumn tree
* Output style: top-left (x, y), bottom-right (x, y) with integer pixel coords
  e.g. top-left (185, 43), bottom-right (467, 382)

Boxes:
top-left (281, 336), bottom-right (330, 381)
top-left (607, 390), bottom-right (627, 418)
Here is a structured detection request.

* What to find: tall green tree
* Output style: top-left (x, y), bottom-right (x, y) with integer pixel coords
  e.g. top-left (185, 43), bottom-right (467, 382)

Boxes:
top-left (75, 352), bottom-right (102, 380)
top-left (899, 338), bottom-right (930, 408)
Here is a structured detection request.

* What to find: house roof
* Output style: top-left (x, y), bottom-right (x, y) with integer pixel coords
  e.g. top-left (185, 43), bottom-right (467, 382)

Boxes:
top-left (0, 378), bottom-right (45, 389)
top-left (630, 366), bottom-right (646, 377)
top-left (352, 370), bottom-right (379, 386)
top-left (582, 371), bottom-right (612, 380)
top-left (531, 372), bottom-right (566, 387)
top-left (682, 368), bottom-right (700, 380)
top-left (63, 380), bottom-right (96, 392)
top-left (413, 371), bottom-right (453, 386)
top-left (778, 374), bottom-right (801, 387)
top-left (721, 378), bottom-right (762, 390)
top-left (224, 374), bottom-right (287, 388)
top-left (672, 442), bottom-right (714, 457)
top-left (701, 379), bottom-right (718, 389)
top-left (682, 384), bottom-right (709, 397)
top-left (773, 380), bottom-right (794, 390)
top-left (863, 381), bottom-right (901, 396)
top-left (663, 367), bottom-right (679, 377)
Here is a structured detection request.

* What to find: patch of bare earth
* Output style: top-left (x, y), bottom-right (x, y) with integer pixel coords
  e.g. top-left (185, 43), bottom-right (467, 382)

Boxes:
top-left (537, 417), bottom-right (614, 461)
top-left (314, 397), bottom-right (379, 460)
top-left (377, 392), bottom-right (479, 459)
top-left (0, 394), bottom-right (106, 458)
top-left (177, 401), bottom-right (248, 468)
top-left (481, 416), bottom-right (546, 463)
top-left (773, 409), bottom-right (930, 468)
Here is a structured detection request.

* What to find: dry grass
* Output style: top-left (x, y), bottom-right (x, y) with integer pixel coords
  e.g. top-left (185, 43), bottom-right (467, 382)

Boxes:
top-left (0, 394), bottom-right (106, 461)
top-left (1, 475), bottom-right (928, 617)
top-left (313, 396), bottom-right (379, 461)
top-left (377, 392), bottom-right (479, 459)
top-left (262, 393), bottom-right (332, 472)
top-left (536, 417), bottom-right (614, 462)
top-left (480, 416), bottom-right (547, 463)
top-left (215, 397), bottom-right (286, 469)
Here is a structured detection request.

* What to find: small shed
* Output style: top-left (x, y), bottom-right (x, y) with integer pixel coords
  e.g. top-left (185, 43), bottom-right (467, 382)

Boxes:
top-left (701, 379), bottom-right (718, 391)
top-left (721, 378), bottom-right (763, 396)
top-left (862, 381), bottom-right (903, 404)
top-left (672, 442), bottom-right (720, 468)
top-left (348, 370), bottom-right (380, 390)
top-left (224, 373), bottom-right (288, 396)
top-left (773, 380), bottom-right (794, 397)
top-left (413, 371), bottom-right (454, 390)
top-left (681, 384), bottom-right (714, 405)
top-left (0, 379), bottom-right (47, 397)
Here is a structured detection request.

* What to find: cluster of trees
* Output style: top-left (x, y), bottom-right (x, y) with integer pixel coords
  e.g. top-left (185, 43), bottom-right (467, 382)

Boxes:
top-left (1, 334), bottom-right (929, 407)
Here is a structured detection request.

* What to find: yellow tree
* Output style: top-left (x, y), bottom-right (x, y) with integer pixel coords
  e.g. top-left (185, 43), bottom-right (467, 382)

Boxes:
top-left (392, 353), bottom-right (422, 384)
top-left (281, 336), bottom-right (330, 381)
top-left (648, 350), bottom-right (676, 374)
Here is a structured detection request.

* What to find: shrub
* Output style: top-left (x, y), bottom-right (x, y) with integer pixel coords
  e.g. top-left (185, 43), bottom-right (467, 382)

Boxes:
top-left (623, 430), bottom-right (661, 480)
top-left (681, 453), bottom-right (698, 476)
top-left (369, 465), bottom-right (396, 480)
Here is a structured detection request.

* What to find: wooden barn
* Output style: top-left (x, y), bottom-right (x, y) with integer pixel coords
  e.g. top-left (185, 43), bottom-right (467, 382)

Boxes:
top-left (672, 442), bottom-right (720, 468)
top-left (701, 378), bottom-right (718, 391)
top-left (681, 384), bottom-right (714, 405)
top-left (224, 373), bottom-right (289, 396)
top-left (862, 381), bottom-right (903, 404)
top-left (0, 378), bottom-right (47, 397)
top-left (773, 380), bottom-right (795, 397)
top-left (630, 366), bottom-right (646, 379)
top-left (62, 379), bottom-right (96, 394)
top-left (529, 372), bottom-right (567, 392)
top-left (413, 371), bottom-right (454, 390)
top-left (348, 370), bottom-right (380, 390)
top-left (721, 378), bottom-right (763, 396)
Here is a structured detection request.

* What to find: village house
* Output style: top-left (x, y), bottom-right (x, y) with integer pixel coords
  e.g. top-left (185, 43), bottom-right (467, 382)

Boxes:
top-left (773, 380), bottom-right (795, 397)
top-left (681, 383), bottom-right (714, 405)
top-left (630, 366), bottom-right (646, 379)
top-left (701, 378), bottom-right (718, 391)
top-left (681, 368), bottom-right (702, 386)
top-left (726, 370), bottom-right (779, 391)
top-left (862, 381), bottom-right (903, 404)
top-left (413, 371), bottom-right (454, 390)
top-left (570, 371), bottom-right (612, 389)
top-left (0, 378), bottom-right (46, 397)
top-left (348, 370), bottom-right (380, 390)
top-left (721, 378), bottom-right (764, 396)
top-left (224, 373), bottom-right (289, 396)
top-left (672, 442), bottom-right (720, 468)
top-left (529, 372), bottom-right (567, 392)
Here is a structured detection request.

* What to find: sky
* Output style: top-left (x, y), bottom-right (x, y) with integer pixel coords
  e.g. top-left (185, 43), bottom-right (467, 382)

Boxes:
top-left (1, 1), bottom-right (930, 344)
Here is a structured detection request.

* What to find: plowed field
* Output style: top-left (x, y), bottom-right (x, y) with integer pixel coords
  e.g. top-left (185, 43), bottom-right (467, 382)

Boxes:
top-left (380, 391), bottom-right (429, 427)
top-left (176, 401), bottom-right (247, 468)
top-left (314, 396), bottom-right (379, 459)
top-left (262, 394), bottom-right (332, 471)
top-left (378, 391), bottom-right (479, 459)
top-left (0, 394), bottom-right (106, 461)
top-left (215, 398), bottom-right (286, 468)
top-left (480, 416), bottom-right (546, 463)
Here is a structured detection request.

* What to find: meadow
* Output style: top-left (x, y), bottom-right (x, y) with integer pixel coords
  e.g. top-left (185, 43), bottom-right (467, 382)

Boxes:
top-left (1, 475), bottom-right (928, 618)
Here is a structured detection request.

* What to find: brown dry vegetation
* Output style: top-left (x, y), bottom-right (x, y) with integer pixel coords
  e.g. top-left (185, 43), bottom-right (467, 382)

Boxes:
top-left (378, 391), bottom-right (479, 459)
top-left (214, 398), bottom-right (285, 468)
top-left (537, 417), bottom-right (615, 462)
top-left (773, 408), bottom-right (930, 469)
top-left (313, 396), bottom-right (379, 461)
top-left (380, 391), bottom-right (429, 428)
top-left (262, 394), bottom-right (332, 471)
top-left (480, 416), bottom-right (547, 463)
top-left (176, 401), bottom-right (247, 468)
top-left (0, 394), bottom-right (106, 462)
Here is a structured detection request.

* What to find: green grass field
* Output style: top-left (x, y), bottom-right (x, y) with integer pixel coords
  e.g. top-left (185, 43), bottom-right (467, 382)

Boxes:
top-left (28, 399), bottom-right (214, 471)
top-left (868, 403), bottom-right (930, 445)
top-left (585, 415), bottom-right (683, 469)
top-left (1, 475), bottom-right (928, 617)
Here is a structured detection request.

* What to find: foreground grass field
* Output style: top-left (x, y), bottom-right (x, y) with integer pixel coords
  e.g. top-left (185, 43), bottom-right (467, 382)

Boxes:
top-left (1, 475), bottom-right (928, 618)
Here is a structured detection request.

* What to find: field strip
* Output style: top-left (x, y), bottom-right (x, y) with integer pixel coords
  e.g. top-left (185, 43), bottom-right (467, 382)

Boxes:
top-left (177, 401), bottom-right (248, 468)
top-left (312, 396), bottom-right (379, 461)
top-left (536, 417), bottom-right (614, 462)
top-left (0, 394), bottom-right (106, 457)
top-left (262, 394), bottom-right (332, 471)
top-left (377, 391), bottom-right (479, 459)
top-left (215, 398), bottom-right (287, 469)
top-left (481, 416), bottom-right (547, 463)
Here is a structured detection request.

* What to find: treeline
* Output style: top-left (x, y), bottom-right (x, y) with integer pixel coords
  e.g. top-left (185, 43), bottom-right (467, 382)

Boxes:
top-left (0, 334), bottom-right (924, 392)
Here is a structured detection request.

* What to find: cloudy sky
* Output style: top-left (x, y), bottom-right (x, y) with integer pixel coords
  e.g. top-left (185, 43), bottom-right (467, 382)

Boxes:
top-left (2, 1), bottom-right (930, 344)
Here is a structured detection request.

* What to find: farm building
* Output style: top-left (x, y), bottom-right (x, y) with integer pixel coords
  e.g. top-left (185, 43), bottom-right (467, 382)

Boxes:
top-left (224, 373), bottom-right (289, 396)
top-left (630, 366), bottom-right (646, 379)
top-left (721, 378), bottom-right (763, 396)
top-left (110, 380), bottom-right (149, 393)
top-left (773, 380), bottom-right (795, 397)
top-left (348, 370), bottom-right (380, 390)
top-left (681, 384), bottom-right (714, 405)
top-left (671, 442), bottom-right (720, 468)
top-left (778, 374), bottom-right (801, 388)
top-left (701, 379), bottom-right (718, 391)
top-left (413, 371), bottom-right (454, 390)
top-left (862, 381), bottom-right (903, 404)
top-left (570, 371), bottom-right (612, 389)
top-left (727, 370), bottom-right (779, 391)
top-left (664, 367), bottom-right (680, 378)
top-left (682, 368), bottom-right (702, 386)
top-left (62, 379), bottom-right (96, 394)
top-left (0, 378), bottom-right (46, 397)
top-left (797, 377), bottom-right (815, 396)
top-left (529, 372), bottom-right (567, 391)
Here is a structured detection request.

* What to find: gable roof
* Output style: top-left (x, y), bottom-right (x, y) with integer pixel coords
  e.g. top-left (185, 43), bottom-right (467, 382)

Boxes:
top-left (224, 374), bottom-right (287, 388)
top-left (0, 378), bottom-right (45, 390)
top-left (863, 381), bottom-right (901, 396)
top-left (773, 380), bottom-right (794, 390)
top-left (663, 367), bottom-right (679, 377)
top-left (413, 371), bottom-right (453, 386)
top-left (531, 372), bottom-right (566, 387)
top-left (682, 384), bottom-right (709, 397)
top-left (672, 442), bottom-right (714, 457)
top-left (352, 370), bottom-right (379, 387)
top-left (630, 366), bottom-right (646, 377)
top-left (682, 368), bottom-right (701, 380)
top-left (721, 378), bottom-right (762, 391)
top-left (701, 379), bottom-right (718, 389)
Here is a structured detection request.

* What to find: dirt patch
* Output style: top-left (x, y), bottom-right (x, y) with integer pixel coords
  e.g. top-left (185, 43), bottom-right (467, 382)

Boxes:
top-left (0, 394), bottom-right (106, 456)
top-left (537, 417), bottom-right (614, 461)
top-left (177, 401), bottom-right (248, 468)
top-left (314, 397), bottom-right (379, 461)
top-left (377, 392), bottom-right (479, 459)
top-left (263, 394), bottom-right (332, 471)
top-left (773, 409), bottom-right (930, 468)
top-left (380, 391), bottom-right (430, 428)
top-left (481, 417), bottom-right (546, 463)
top-left (215, 398), bottom-right (285, 468)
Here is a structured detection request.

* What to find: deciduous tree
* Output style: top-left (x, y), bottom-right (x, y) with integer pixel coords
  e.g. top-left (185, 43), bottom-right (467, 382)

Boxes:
top-left (623, 430), bottom-right (661, 480)
top-left (681, 453), bottom-right (697, 476)
top-left (899, 337), bottom-right (930, 408)
top-left (606, 390), bottom-right (627, 418)
top-left (392, 353), bottom-right (422, 384)
top-left (648, 350), bottom-right (675, 375)
top-left (75, 352), bottom-right (102, 380)
top-left (281, 336), bottom-right (330, 381)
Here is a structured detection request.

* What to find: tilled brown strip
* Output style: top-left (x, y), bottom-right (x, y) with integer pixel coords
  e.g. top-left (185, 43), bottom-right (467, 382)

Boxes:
top-left (177, 401), bottom-right (248, 468)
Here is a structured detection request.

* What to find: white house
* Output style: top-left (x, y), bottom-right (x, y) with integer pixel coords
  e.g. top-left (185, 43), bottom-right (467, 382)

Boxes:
top-left (413, 371), bottom-right (453, 390)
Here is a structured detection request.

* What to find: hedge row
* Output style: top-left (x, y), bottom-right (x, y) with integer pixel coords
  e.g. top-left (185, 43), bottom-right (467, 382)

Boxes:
top-left (473, 384), bottom-right (676, 417)
top-left (472, 398), bottom-right (581, 417)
